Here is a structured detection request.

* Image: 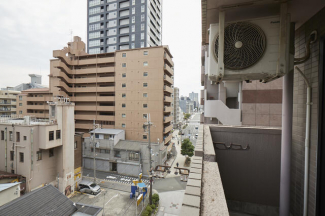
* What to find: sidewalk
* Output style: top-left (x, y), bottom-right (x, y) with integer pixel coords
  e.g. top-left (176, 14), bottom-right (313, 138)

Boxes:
top-left (166, 129), bottom-right (190, 178)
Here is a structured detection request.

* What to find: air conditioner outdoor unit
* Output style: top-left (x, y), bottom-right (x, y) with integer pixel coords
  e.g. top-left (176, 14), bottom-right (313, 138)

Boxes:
top-left (208, 15), bottom-right (293, 83)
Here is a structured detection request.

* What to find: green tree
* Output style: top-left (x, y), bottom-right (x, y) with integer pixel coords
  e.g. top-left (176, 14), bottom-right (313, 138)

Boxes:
top-left (181, 138), bottom-right (194, 157)
top-left (183, 113), bottom-right (191, 120)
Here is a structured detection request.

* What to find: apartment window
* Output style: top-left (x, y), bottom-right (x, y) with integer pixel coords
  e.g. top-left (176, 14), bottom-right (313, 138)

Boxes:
top-left (122, 53), bottom-right (126, 57)
top-left (144, 51), bottom-right (148, 55)
top-left (143, 134), bottom-right (147, 139)
top-left (10, 151), bottom-right (14, 161)
top-left (95, 134), bottom-right (99, 139)
top-left (50, 105), bottom-right (55, 117)
top-left (89, 23), bottom-right (101, 31)
top-left (89, 15), bottom-right (100, 23)
top-left (141, 5), bottom-right (145, 12)
top-left (143, 93), bottom-right (148, 97)
top-left (114, 150), bottom-right (121, 158)
top-left (143, 114), bottom-right (147, 119)
top-left (89, 7), bottom-right (100, 15)
top-left (122, 113), bottom-right (126, 118)
top-left (56, 130), bottom-right (61, 139)
top-left (74, 141), bottom-right (77, 149)
top-left (19, 96), bottom-right (22, 101)
top-left (37, 150), bottom-right (42, 161)
top-left (122, 83), bottom-right (126, 88)
top-left (129, 152), bottom-right (139, 161)
top-left (16, 132), bottom-right (20, 142)
top-left (49, 131), bottom-right (54, 141)
top-left (122, 93), bottom-right (126, 98)
top-left (132, 16), bottom-right (135, 23)
top-left (19, 111), bottom-right (22, 114)
top-left (132, 7), bottom-right (135, 14)
top-left (143, 72), bottom-right (148, 76)
top-left (103, 134), bottom-right (109, 140)
top-left (122, 123), bottom-right (126, 128)
top-left (121, 73), bottom-right (126, 78)
top-left (122, 103), bottom-right (126, 108)
top-left (141, 0), bottom-right (145, 3)
top-left (132, 25), bottom-right (135, 32)
top-left (131, 43), bottom-right (135, 49)
top-left (19, 103), bottom-right (22, 106)
top-left (143, 83), bottom-right (148, 87)
top-left (141, 23), bottom-right (144, 30)
top-left (141, 42), bottom-right (144, 48)
top-left (143, 104), bottom-right (148, 108)
top-left (24, 136), bottom-right (27, 141)
top-left (132, 0), bottom-right (135, 5)
top-left (19, 152), bottom-right (24, 163)
top-left (105, 149), bottom-right (110, 154)
top-left (122, 63), bottom-right (127, 67)
top-left (91, 147), bottom-right (94, 152)
top-left (141, 14), bottom-right (145, 22)
top-left (89, 31), bottom-right (101, 39)
top-left (1, 131), bottom-right (4, 140)
top-left (143, 61), bottom-right (148, 66)
top-left (9, 131), bottom-right (12, 141)
top-left (141, 32), bottom-right (144, 39)
top-left (131, 34), bottom-right (135, 41)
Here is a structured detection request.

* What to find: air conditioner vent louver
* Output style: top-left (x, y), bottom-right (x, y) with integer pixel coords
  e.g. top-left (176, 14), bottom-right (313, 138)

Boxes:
top-left (214, 22), bottom-right (266, 70)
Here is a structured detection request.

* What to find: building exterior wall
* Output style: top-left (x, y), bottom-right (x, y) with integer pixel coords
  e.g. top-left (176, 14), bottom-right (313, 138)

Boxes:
top-left (0, 184), bottom-right (20, 206)
top-left (241, 78), bottom-right (283, 127)
top-left (74, 134), bottom-right (83, 169)
top-left (0, 90), bottom-right (20, 116)
top-left (0, 101), bottom-right (75, 194)
top-left (173, 87), bottom-right (180, 126)
top-left (87, 0), bottom-right (162, 54)
top-left (290, 8), bottom-right (325, 216)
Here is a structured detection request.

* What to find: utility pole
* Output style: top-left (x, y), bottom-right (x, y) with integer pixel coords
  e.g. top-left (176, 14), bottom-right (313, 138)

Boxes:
top-left (143, 114), bottom-right (153, 205)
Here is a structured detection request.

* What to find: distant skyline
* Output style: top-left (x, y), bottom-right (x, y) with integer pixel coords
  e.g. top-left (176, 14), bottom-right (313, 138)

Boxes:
top-left (0, 0), bottom-right (201, 96)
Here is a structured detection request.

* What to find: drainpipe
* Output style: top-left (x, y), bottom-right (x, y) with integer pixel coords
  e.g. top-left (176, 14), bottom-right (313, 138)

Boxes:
top-left (5, 127), bottom-right (7, 172)
top-left (295, 66), bottom-right (312, 216)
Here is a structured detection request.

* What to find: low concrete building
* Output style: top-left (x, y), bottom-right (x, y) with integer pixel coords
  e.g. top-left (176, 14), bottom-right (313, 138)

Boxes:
top-left (0, 184), bottom-right (102, 216)
top-left (0, 98), bottom-right (75, 194)
top-left (0, 183), bottom-right (20, 206)
top-left (83, 128), bottom-right (169, 177)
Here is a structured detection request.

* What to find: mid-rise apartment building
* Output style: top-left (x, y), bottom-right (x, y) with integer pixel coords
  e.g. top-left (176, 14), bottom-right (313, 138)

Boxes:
top-left (189, 91), bottom-right (199, 108)
top-left (0, 89), bottom-right (20, 117)
top-left (0, 99), bottom-right (75, 194)
top-left (87, 0), bottom-right (162, 54)
top-left (21, 36), bottom-right (174, 148)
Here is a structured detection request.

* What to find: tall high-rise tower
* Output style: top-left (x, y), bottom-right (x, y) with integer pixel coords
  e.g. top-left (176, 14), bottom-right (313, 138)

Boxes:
top-left (87, 0), bottom-right (162, 54)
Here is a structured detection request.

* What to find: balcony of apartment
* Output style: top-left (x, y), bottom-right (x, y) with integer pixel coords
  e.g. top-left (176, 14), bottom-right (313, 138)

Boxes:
top-left (53, 61), bottom-right (72, 74)
top-left (78, 56), bottom-right (115, 65)
top-left (163, 124), bottom-right (173, 134)
top-left (164, 133), bottom-right (172, 145)
top-left (163, 74), bottom-right (173, 85)
top-left (164, 106), bottom-right (173, 113)
top-left (163, 85), bottom-right (173, 94)
top-left (74, 66), bottom-right (115, 75)
top-left (148, 22), bottom-right (161, 38)
top-left (74, 77), bottom-right (115, 84)
top-left (0, 101), bottom-right (12, 105)
top-left (75, 105), bottom-right (114, 112)
top-left (27, 113), bottom-right (49, 118)
top-left (180, 125), bottom-right (282, 215)
top-left (0, 95), bottom-right (17, 100)
top-left (164, 52), bottom-right (174, 67)
top-left (26, 104), bottom-right (49, 110)
top-left (26, 96), bottom-right (52, 102)
top-left (148, 13), bottom-right (161, 29)
top-left (75, 114), bottom-right (114, 121)
top-left (164, 96), bottom-right (173, 103)
top-left (164, 64), bottom-right (174, 76)
top-left (0, 108), bottom-right (11, 112)
top-left (200, 89), bottom-right (204, 106)
top-left (164, 115), bottom-right (173, 123)
top-left (74, 86), bottom-right (115, 93)
top-left (71, 96), bottom-right (115, 102)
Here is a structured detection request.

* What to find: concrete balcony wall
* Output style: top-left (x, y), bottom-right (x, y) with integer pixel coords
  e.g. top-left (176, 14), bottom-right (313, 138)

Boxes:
top-left (75, 114), bottom-right (114, 121)
top-left (75, 106), bottom-right (114, 112)
top-left (164, 133), bottom-right (172, 144)
top-left (26, 105), bottom-right (49, 110)
top-left (164, 116), bottom-right (173, 123)
top-left (163, 124), bottom-right (172, 133)
top-left (164, 96), bottom-right (173, 103)
top-left (164, 75), bottom-right (173, 85)
top-left (164, 106), bottom-right (173, 113)
top-left (163, 85), bottom-right (173, 94)
top-left (164, 64), bottom-right (174, 76)
top-left (164, 52), bottom-right (174, 67)
top-left (71, 96), bottom-right (115, 102)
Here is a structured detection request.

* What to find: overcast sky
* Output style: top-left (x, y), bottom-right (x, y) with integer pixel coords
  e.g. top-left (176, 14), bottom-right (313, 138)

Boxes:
top-left (0, 0), bottom-right (201, 97)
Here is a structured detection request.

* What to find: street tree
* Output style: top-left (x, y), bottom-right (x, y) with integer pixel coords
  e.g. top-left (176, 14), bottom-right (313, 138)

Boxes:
top-left (181, 138), bottom-right (194, 157)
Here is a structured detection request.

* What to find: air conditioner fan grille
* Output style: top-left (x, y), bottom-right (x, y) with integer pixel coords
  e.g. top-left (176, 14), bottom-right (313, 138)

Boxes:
top-left (214, 22), bottom-right (266, 70)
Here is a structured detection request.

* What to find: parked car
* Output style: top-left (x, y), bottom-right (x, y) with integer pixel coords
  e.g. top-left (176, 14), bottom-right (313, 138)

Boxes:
top-left (195, 134), bottom-right (198, 138)
top-left (195, 126), bottom-right (199, 130)
top-left (78, 180), bottom-right (101, 195)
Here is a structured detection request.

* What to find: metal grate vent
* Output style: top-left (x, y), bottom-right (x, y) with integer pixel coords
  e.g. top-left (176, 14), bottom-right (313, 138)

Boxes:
top-left (214, 22), bottom-right (266, 70)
